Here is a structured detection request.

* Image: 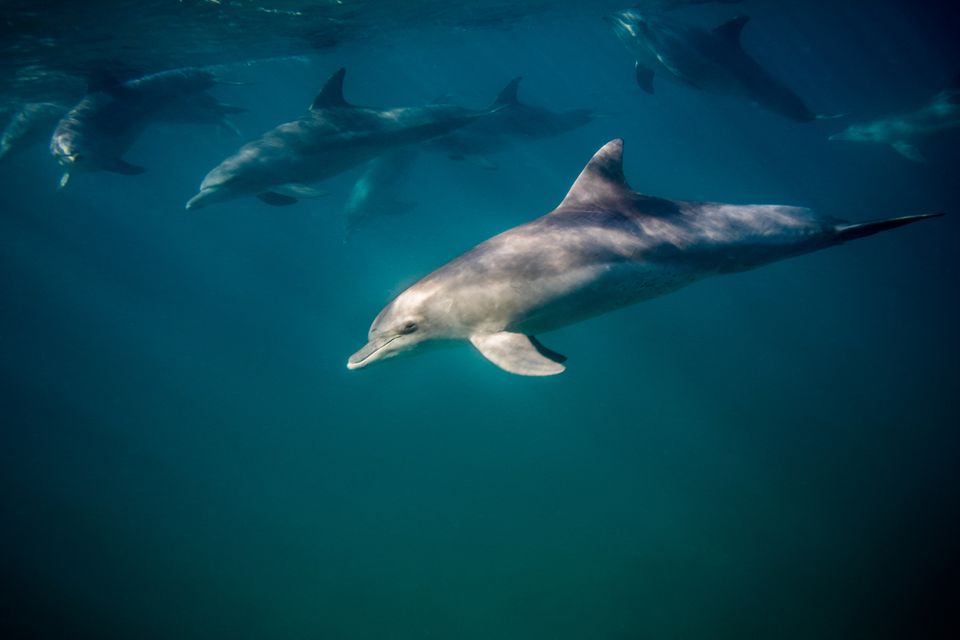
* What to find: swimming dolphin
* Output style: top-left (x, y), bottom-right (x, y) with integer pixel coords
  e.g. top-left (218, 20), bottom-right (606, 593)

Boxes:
top-left (0, 102), bottom-right (68, 161)
top-left (185, 68), bottom-right (495, 211)
top-left (343, 77), bottom-right (595, 236)
top-left (829, 73), bottom-right (960, 162)
top-left (347, 139), bottom-right (941, 376)
top-left (427, 77), bottom-right (595, 165)
top-left (344, 149), bottom-right (419, 240)
top-left (51, 68), bottom-right (244, 187)
top-left (606, 10), bottom-right (830, 122)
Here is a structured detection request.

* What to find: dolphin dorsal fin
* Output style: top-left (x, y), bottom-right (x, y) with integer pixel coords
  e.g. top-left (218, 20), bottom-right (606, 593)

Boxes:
top-left (493, 77), bottom-right (522, 106)
top-left (311, 68), bottom-right (350, 110)
top-left (559, 139), bottom-right (634, 209)
top-left (713, 15), bottom-right (750, 45)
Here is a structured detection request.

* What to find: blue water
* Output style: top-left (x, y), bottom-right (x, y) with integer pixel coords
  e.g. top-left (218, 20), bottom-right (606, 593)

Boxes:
top-left (1, 1), bottom-right (958, 638)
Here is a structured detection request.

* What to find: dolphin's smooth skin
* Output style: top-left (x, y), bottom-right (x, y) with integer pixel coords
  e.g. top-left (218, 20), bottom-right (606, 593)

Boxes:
top-left (0, 102), bottom-right (68, 161)
top-left (606, 10), bottom-right (828, 122)
top-left (348, 139), bottom-right (942, 376)
top-left (829, 73), bottom-right (960, 162)
top-left (51, 68), bottom-right (243, 187)
top-left (185, 68), bottom-right (495, 211)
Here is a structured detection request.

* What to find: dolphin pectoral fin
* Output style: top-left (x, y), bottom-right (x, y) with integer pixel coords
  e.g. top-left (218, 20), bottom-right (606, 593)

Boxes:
top-left (103, 159), bottom-right (147, 175)
top-left (892, 141), bottom-right (926, 162)
top-left (635, 62), bottom-right (655, 95)
top-left (273, 183), bottom-right (329, 199)
top-left (257, 191), bottom-right (299, 206)
top-left (469, 332), bottom-right (566, 376)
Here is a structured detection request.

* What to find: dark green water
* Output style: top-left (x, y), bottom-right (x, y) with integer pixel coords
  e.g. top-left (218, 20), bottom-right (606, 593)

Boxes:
top-left (1, 1), bottom-right (958, 638)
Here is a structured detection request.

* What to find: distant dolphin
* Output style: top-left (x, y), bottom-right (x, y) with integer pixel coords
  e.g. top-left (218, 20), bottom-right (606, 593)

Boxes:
top-left (185, 68), bottom-right (496, 211)
top-left (348, 139), bottom-right (941, 376)
top-left (0, 102), bottom-right (68, 161)
top-left (51, 68), bottom-right (244, 187)
top-left (829, 73), bottom-right (960, 162)
top-left (606, 10), bottom-right (831, 122)
top-left (344, 149), bottom-right (419, 240)
top-left (343, 77), bottom-right (595, 237)
top-left (428, 77), bottom-right (595, 165)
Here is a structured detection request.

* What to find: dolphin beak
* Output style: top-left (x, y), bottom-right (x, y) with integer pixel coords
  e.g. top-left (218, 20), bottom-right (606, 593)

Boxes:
top-left (347, 336), bottom-right (398, 370)
top-left (185, 190), bottom-right (213, 211)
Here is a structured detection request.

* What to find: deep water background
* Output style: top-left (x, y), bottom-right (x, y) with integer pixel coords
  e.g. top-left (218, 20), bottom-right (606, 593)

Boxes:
top-left (1, 1), bottom-right (959, 638)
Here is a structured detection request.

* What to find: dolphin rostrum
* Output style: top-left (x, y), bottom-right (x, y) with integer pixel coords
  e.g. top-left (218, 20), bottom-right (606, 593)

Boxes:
top-left (606, 10), bottom-right (831, 122)
top-left (51, 67), bottom-right (244, 187)
top-left (185, 68), bottom-right (496, 210)
top-left (829, 73), bottom-right (960, 162)
top-left (348, 139), bottom-right (941, 376)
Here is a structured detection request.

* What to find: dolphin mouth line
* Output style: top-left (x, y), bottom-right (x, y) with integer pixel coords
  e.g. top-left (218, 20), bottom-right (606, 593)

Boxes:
top-left (348, 335), bottom-right (399, 369)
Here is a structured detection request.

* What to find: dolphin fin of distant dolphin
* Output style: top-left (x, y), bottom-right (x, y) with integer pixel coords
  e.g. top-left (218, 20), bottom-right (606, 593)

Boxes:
top-left (494, 77), bottom-right (522, 106)
top-left (635, 62), bottom-right (655, 94)
top-left (712, 15), bottom-right (750, 45)
top-left (310, 67), bottom-right (350, 110)
top-left (469, 332), bottom-right (567, 376)
top-left (103, 158), bottom-right (147, 175)
top-left (257, 191), bottom-right (299, 206)
top-left (892, 141), bottom-right (926, 162)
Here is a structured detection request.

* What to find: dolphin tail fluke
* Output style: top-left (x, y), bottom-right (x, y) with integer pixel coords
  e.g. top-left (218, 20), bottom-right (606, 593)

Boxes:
top-left (815, 112), bottom-right (845, 120)
top-left (835, 213), bottom-right (944, 242)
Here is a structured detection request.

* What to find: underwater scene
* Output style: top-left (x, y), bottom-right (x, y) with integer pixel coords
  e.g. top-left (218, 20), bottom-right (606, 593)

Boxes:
top-left (1, 0), bottom-right (958, 638)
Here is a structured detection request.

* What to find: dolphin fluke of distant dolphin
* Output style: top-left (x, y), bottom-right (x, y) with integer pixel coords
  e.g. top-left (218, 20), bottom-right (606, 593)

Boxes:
top-left (185, 68), bottom-right (500, 211)
top-left (606, 10), bottom-right (834, 122)
top-left (829, 72), bottom-right (960, 162)
top-left (51, 68), bottom-right (246, 187)
top-left (348, 139), bottom-right (942, 376)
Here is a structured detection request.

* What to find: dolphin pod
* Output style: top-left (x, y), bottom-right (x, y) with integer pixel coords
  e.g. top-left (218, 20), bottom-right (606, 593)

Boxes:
top-left (347, 139), bottom-right (942, 376)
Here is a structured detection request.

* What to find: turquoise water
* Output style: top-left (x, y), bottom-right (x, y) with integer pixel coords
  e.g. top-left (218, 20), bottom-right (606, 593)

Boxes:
top-left (1, 1), bottom-right (958, 638)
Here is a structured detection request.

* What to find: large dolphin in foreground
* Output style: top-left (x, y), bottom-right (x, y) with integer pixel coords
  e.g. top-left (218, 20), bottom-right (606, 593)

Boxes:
top-left (606, 10), bottom-right (831, 122)
top-left (829, 73), bottom-right (960, 162)
top-left (348, 139), bottom-right (941, 376)
top-left (51, 68), bottom-right (244, 187)
top-left (185, 68), bottom-right (495, 210)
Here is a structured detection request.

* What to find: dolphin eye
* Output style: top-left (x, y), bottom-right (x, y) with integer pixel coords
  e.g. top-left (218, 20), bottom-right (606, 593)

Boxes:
top-left (400, 321), bottom-right (418, 335)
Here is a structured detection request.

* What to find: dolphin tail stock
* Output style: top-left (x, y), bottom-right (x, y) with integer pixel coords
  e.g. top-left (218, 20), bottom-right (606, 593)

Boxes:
top-left (835, 213), bottom-right (944, 243)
